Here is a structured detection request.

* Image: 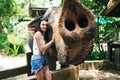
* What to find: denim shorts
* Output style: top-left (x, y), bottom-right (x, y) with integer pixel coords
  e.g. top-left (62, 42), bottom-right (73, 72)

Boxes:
top-left (31, 54), bottom-right (48, 73)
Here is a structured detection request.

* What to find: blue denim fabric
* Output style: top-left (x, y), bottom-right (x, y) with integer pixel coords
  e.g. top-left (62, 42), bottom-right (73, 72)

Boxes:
top-left (31, 54), bottom-right (47, 73)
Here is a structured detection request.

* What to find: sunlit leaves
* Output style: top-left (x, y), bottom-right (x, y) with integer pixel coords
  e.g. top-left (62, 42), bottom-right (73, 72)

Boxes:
top-left (80, 0), bottom-right (109, 16)
top-left (0, 0), bottom-right (18, 17)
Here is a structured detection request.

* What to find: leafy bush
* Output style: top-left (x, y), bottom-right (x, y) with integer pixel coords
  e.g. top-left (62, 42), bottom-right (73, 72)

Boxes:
top-left (7, 34), bottom-right (25, 55)
top-left (87, 43), bottom-right (106, 60)
top-left (0, 33), bottom-right (9, 49)
top-left (87, 51), bottom-right (105, 60)
top-left (7, 43), bottom-right (25, 55)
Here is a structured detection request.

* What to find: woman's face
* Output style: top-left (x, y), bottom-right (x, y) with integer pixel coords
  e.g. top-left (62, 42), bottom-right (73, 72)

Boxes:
top-left (40, 20), bottom-right (47, 32)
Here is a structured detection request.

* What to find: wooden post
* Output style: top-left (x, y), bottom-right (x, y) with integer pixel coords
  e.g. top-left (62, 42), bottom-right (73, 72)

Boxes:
top-left (26, 52), bottom-right (33, 76)
top-left (115, 48), bottom-right (120, 64)
top-left (107, 40), bottom-right (113, 61)
top-left (52, 65), bottom-right (79, 80)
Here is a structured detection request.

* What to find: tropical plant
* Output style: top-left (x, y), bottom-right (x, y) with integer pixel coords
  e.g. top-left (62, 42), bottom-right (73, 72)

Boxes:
top-left (7, 34), bottom-right (25, 56)
top-left (0, 0), bottom-right (18, 32)
top-left (0, 0), bottom-right (30, 55)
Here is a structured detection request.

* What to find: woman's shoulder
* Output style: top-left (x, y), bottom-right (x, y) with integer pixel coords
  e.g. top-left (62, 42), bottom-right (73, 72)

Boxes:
top-left (35, 31), bottom-right (41, 35)
top-left (34, 31), bottom-right (42, 37)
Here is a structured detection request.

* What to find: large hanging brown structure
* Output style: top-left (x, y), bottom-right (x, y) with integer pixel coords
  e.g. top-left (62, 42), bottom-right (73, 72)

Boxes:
top-left (28, 0), bottom-right (97, 70)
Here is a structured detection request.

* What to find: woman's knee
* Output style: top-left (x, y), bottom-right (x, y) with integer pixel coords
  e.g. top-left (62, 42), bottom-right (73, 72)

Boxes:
top-left (44, 66), bottom-right (52, 79)
top-left (35, 70), bottom-right (44, 78)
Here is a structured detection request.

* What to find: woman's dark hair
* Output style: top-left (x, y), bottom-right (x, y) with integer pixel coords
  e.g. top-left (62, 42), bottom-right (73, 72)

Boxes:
top-left (35, 17), bottom-right (53, 42)
top-left (35, 17), bottom-right (48, 33)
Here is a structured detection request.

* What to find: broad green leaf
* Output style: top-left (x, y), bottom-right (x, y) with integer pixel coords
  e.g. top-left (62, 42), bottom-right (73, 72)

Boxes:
top-left (7, 34), bottom-right (17, 44)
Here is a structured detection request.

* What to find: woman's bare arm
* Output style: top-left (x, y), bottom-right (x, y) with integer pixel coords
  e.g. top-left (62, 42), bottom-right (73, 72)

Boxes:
top-left (35, 31), bottom-right (54, 54)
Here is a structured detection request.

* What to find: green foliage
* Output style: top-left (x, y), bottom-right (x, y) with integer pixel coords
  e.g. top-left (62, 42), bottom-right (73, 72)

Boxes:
top-left (80, 0), bottom-right (120, 60)
top-left (0, 32), bottom-right (8, 49)
top-left (80, 0), bottom-right (109, 16)
top-left (7, 34), bottom-right (25, 56)
top-left (13, 21), bottom-right (29, 41)
top-left (0, 0), bottom-right (30, 56)
top-left (95, 17), bottom-right (120, 42)
top-left (87, 43), bottom-right (106, 60)
top-left (0, 0), bottom-right (18, 34)
top-left (0, 22), bottom-right (27, 55)
top-left (0, 0), bottom-right (29, 31)
top-left (0, 0), bottom-right (18, 17)
top-left (87, 51), bottom-right (104, 60)
top-left (60, 0), bottom-right (64, 6)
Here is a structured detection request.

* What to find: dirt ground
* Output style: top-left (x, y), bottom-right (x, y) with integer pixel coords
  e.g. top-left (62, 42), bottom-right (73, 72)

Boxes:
top-left (79, 70), bottom-right (120, 80)
top-left (0, 51), bottom-right (27, 80)
top-left (0, 53), bottom-right (27, 71)
top-left (2, 70), bottom-right (120, 80)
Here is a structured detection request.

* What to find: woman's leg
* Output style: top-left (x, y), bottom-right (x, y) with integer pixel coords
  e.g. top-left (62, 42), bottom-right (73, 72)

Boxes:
top-left (34, 69), bottom-right (45, 80)
top-left (43, 65), bottom-right (52, 80)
